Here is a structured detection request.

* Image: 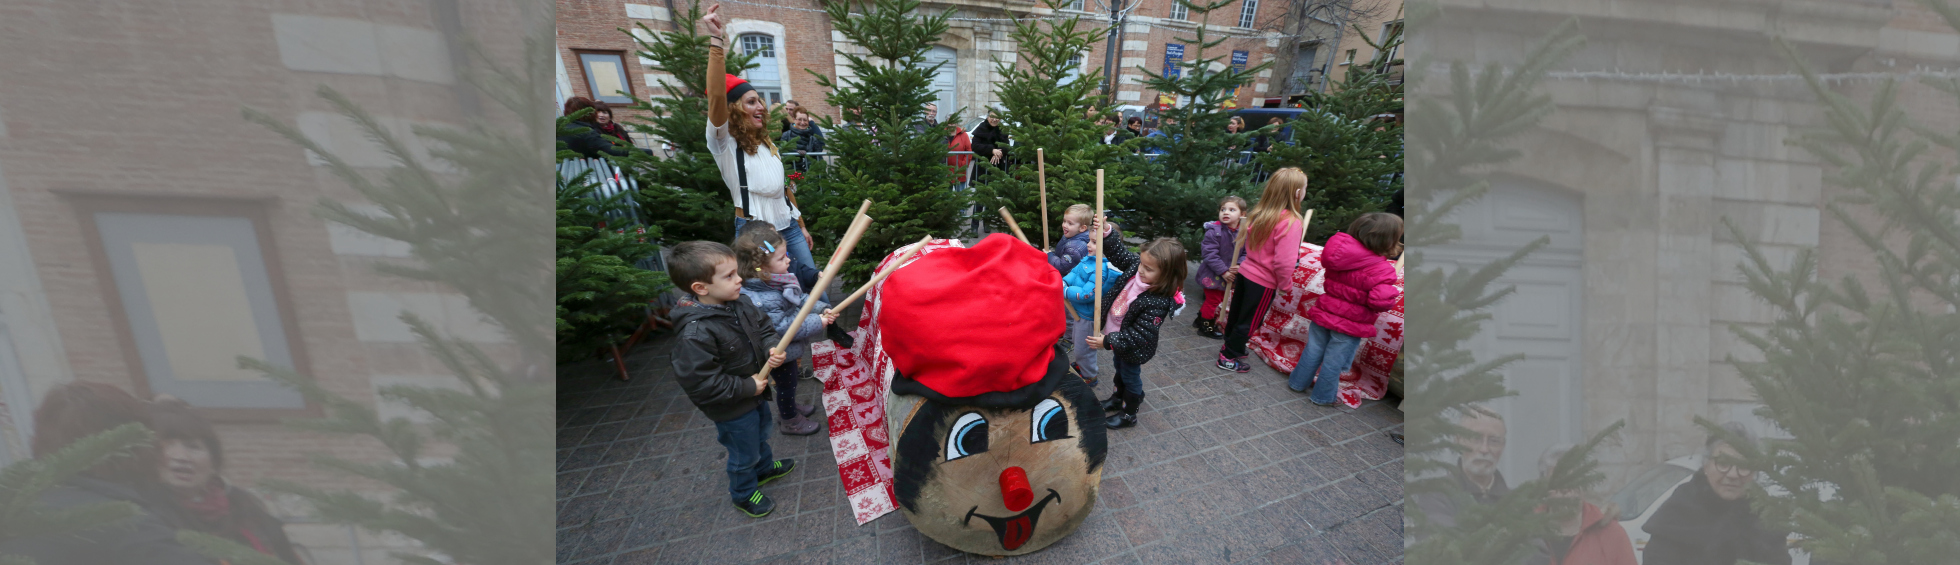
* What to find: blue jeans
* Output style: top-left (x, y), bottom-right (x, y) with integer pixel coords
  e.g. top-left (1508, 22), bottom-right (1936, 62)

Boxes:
top-left (712, 402), bottom-right (776, 501)
top-left (1287, 321), bottom-right (1363, 404)
top-left (1111, 358), bottom-right (1144, 406)
top-left (734, 218), bottom-right (820, 293)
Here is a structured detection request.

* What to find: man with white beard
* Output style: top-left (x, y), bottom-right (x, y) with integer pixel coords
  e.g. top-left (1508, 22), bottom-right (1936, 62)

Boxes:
top-left (1413, 406), bottom-right (1511, 530)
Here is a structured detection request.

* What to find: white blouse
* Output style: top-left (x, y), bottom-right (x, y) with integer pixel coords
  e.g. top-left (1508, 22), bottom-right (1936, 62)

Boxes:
top-left (706, 121), bottom-right (796, 229)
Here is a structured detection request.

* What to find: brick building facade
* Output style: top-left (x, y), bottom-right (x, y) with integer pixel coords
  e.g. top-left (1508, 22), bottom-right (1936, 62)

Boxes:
top-left (557, 0), bottom-right (1293, 134)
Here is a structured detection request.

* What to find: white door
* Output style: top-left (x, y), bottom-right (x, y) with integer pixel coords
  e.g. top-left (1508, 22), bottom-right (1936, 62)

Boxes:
top-left (1427, 178), bottom-right (1586, 484)
top-left (922, 46), bottom-right (958, 120)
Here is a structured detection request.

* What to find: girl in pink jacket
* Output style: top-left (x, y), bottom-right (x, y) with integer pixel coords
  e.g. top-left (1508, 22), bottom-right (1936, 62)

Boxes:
top-left (1216, 168), bottom-right (1309, 373)
top-left (1288, 212), bottom-right (1403, 405)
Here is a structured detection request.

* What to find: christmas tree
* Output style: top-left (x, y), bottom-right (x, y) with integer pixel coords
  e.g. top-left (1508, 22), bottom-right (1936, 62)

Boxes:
top-left (1713, 12), bottom-right (1960, 561)
top-left (798, 0), bottom-right (965, 282)
top-left (554, 140), bottom-right (671, 362)
top-left (618, 2), bottom-right (765, 245)
top-left (1403, 19), bottom-right (1625, 565)
top-left (1258, 24), bottom-right (1403, 245)
top-left (1122, 0), bottom-right (1269, 250)
top-left (969, 0), bottom-right (1138, 245)
top-left (0, 424), bottom-right (151, 565)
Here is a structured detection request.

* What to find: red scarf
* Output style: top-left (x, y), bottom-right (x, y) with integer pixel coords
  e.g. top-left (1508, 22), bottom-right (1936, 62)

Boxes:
top-left (178, 482), bottom-right (275, 557)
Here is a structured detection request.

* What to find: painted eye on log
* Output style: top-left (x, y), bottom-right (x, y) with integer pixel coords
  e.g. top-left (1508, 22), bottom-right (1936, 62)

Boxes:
top-left (947, 412), bottom-right (989, 461)
top-left (1031, 398), bottom-right (1069, 443)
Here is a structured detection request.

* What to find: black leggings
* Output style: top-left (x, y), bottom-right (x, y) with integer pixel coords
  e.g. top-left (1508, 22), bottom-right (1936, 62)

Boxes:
top-left (1218, 277), bottom-right (1276, 359)
top-left (772, 361), bottom-right (801, 420)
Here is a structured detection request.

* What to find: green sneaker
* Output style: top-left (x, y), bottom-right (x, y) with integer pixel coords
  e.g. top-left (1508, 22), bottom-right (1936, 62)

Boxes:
top-left (733, 490), bottom-right (775, 518)
top-left (756, 458), bottom-right (797, 487)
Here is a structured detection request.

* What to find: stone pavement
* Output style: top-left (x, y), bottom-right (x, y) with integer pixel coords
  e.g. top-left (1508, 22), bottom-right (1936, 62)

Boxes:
top-left (557, 273), bottom-right (1404, 565)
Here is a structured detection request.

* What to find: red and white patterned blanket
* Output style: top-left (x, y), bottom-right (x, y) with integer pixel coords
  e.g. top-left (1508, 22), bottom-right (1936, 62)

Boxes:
top-left (808, 238), bottom-right (968, 526)
top-left (1246, 242), bottom-right (1405, 409)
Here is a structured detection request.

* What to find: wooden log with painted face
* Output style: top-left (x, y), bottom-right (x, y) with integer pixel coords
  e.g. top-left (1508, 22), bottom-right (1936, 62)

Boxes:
top-left (876, 234), bottom-right (1108, 556)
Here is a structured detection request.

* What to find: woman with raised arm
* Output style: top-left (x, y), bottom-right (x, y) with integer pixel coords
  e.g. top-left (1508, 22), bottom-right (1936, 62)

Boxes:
top-left (701, 4), bottom-right (820, 291)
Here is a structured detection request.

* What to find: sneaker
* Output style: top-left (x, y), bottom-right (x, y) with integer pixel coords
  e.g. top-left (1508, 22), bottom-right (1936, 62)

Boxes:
top-left (733, 490), bottom-right (776, 518)
top-left (757, 458), bottom-right (797, 486)
top-left (1106, 412), bottom-right (1138, 429)
top-left (1070, 363), bottom-right (1097, 387)
top-left (796, 401), bottom-right (819, 417)
top-left (1309, 398), bottom-right (1339, 408)
top-left (1216, 355), bottom-right (1252, 373)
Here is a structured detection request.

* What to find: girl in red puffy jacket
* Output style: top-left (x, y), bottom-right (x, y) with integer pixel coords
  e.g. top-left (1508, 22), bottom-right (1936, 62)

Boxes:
top-left (1287, 212), bottom-right (1403, 406)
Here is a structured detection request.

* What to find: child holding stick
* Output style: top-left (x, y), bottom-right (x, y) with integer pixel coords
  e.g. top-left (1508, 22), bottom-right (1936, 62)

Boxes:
top-left (1287, 213), bottom-right (1403, 406)
top-left (733, 227), bottom-right (838, 435)
top-left (1194, 196), bottom-right (1248, 339)
top-left (1086, 218), bottom-right (1188, 429)
top-left (1048, 204), bottom-right (1108, 275)
top-left (666, 241), bottom-right (793, 517)
top-left (1217, 168), bottom-right (1309, 373)
top-left (1062, 233), bottom-right (1124, 386)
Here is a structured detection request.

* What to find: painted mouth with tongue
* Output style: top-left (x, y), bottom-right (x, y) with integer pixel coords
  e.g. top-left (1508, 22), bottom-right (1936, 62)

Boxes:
top-left (963, 489), bottom-right (1062, 551)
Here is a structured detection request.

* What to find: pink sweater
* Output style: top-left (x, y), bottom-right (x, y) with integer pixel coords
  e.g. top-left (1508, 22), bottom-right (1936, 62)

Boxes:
top-left (1238, 215), bottom-right (1302, 289)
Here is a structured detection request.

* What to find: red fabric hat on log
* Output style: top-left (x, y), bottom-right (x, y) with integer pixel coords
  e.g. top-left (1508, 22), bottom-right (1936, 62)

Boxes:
top-left (725, 74), bottom-right (755, 103)
top-left (883, 234), bottom-right (1066, 407)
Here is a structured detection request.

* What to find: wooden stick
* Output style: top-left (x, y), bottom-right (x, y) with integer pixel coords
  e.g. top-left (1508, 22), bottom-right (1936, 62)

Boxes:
top-left (1038, 148), bottom-right (1049, 250)
top-left (1217, 229), bottom-right (1247, 323)
top-left (1092, 169), bottom-right (1105, 338)
top-left (998, 207), bottom-right (1031, 245)
top-left (754, 201), bottom-right (874, 381)
top-left (831, 234), bottom-right (933, 312)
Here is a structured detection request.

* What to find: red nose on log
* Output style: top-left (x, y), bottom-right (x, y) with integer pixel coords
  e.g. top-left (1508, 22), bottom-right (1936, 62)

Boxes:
top-left (1000, 466), bottom-right (1034, 512)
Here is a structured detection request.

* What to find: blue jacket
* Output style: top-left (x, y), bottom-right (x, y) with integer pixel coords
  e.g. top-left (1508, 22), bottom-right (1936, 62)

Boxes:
top-left (1062, 256), bottom-right (1123, 319)
top-left (738, 276), bottom-right (829, 361)
top-left (1048, 227), bottom-right (1120, 276)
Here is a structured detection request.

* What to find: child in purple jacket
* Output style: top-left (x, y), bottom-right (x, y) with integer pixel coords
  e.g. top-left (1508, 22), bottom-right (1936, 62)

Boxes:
top-left (1193, 196), bottom-right (1247, 339)
top-left (1287, 213), bottom-right (1403, 406)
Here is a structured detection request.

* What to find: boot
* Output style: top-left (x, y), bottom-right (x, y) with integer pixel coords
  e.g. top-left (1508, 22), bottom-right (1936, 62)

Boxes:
top-left (1199, 318), bottom-right (1225, 339)
top-left (796, 401), bottom-right (819, 417)
top-left (1106, 394), bottom-right (1141, 429)
top-left (779, 412), bottom-right (821, 436)
top-left (1100, 394), bottom-right (1126, 415)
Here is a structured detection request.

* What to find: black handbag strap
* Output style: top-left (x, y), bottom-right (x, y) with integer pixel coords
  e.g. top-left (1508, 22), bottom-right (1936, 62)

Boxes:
top-left (736, 143), bottom-right (795, 220)
top-left (736, 145), bottom-right (752, 219)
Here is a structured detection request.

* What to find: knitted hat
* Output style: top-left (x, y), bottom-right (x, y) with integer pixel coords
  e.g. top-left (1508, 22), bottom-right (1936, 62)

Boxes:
top-left (883, 234), bottom-right (1067, 408)
top-left (725, 74), bottom-right (755, 103)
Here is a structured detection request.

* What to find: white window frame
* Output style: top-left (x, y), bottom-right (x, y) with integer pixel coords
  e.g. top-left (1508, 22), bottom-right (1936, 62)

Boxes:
top-left (1067, 0), bottom-right (1086, 11)
top-left (1238, 0), bottom-right (1258, 28)
top-left (1169, 0), bottom-right (1188, 21)
top-left (1062, 53), bottom-right (1085, 84)
top-left (577, 51), bottom-right (634, 104)
top-left (726, 20), bottom-right (793, 103)
top-left (1379, 20), bottom-right (1403, 64)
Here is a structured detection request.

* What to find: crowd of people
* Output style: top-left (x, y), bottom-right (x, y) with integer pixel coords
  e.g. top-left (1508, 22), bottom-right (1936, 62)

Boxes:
top-left (644, 4), bottom-right (1411, 520)
top-left (2, 382), bottom-right (306, 564)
